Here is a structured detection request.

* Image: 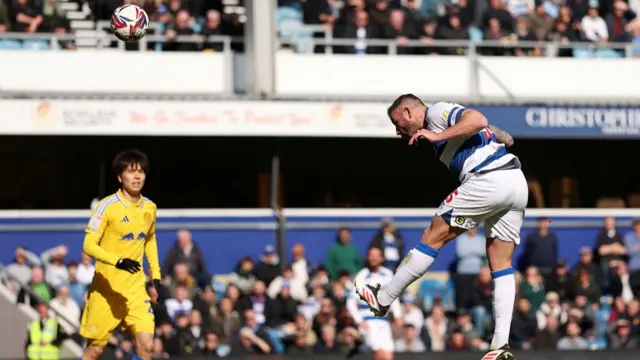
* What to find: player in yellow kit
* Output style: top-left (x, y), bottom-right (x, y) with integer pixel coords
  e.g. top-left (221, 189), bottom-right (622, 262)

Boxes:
top-left (80, 149), bottom-right (161, 360)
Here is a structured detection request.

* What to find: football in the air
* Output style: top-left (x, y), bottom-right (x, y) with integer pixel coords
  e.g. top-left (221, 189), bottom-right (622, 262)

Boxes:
top-left (110, 4), bottom-right (149, 42)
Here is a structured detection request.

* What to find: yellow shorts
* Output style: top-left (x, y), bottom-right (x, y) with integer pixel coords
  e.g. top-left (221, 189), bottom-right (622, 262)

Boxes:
top-left (80, 287), bottom-right (155, 346)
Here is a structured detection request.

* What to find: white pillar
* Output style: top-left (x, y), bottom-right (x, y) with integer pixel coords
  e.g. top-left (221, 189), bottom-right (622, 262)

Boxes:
top-left (244, 0), bottom-right (276, 96)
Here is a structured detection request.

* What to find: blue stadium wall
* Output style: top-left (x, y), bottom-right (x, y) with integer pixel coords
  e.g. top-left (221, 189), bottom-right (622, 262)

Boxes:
top-left (0, 209), bottom-right (637, 274)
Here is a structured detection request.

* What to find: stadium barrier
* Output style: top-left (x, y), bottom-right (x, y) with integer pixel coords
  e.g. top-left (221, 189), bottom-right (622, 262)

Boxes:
top-left (2, 99), bottom-right (640, 138)
top-left (0, 209), bottom-right (638, 274)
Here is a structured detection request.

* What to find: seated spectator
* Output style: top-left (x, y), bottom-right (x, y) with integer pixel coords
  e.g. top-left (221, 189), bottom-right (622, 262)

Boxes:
top-left (395, 323), bottom-right (426, 352)
top-left (529, 1), bottom-right (554, 40)
top-left (291, 243), bottom-right (311, 286)
top-left (521, 266), bottom-right (546, 311)
top-left (557, 322), bottom-right (588, 350)
top-left (513, 16), bottom-right (541, 56)
top-left (255, 245), bottom-right (281, 286)
top-left (308, 265), bottom-right (331, 294)
top-left (566, 296), bottom-right (595, 338)
top-left (210, 297), bottom-right (240, 345)
top-left (624, 218), bottom-right (640, 293)
top-left (49, 285), bottom-right (80, 334)
top-left (605, 0), bottom-right (635, 43)
top-left (229, 257), bottom-right (256, 295)
top-left (608, 319), bottom-right (639, 349)
top-left (152, 337), bottom-right (168, 358)
top-left (383, 9), bottom-right (416, 55)
top-left (5, 246), bottom-right (41, 291)
top-left (424, 304), bottom-right (448, 352)
top-left (438, 14), bottom-right (469, 55)
top-left (41, 245), bottom-right (69, 289)
top-left (535, 314), bottom-right (561, 349)
top-left (168, 263), bottom-right (197, 299)
top-left (66, 262), bottom-right (87, 308)
top-left (300, 285), bottom-right (326, 321)
top-left (237, 281), bottom-right (270, 327)
top-left (225, 284), bottom-right (242, 311)
top-left (401, 293), bottom-right (424, 335)
top-left (165, 285), bottom-right (194, 321)
top-left (268, 265), bottom-right (308, 302)
top-left (231, 310), bottom-right (272, 355)
top-left (572, 268), bottom-right (601, 304)
top-left (163, 228), bottom-right (210, 287)
top-left (266, 285), bottom-right (299, 328)
top-left (536, 291), bottom-right (567, 330)
top-left (572, 247), bottom-right (603, 287)
top-left (156, 320), bottom-right (180, 356)
top-left (452, 309), bottom-right (487, 351)
top-left (17, 267), bottom-right (54, 308)
top-left (192, 285), bottom-right (218, 328)
top-left (447, 328), bottom-right (469, 351)
top-left (312, 297), bottom-right (337, 337)
top-left (608, 296), bottom-right (627, 325)
top-left (607, 260), bottom-right (636, 303)
top-left (201, 10), bottom-right (225, 52)
top-left (76, 253), bottom-right (95, 286)
top-left (545, 260), bottom-right (572, 302)
top-left (484, 0), bottom-right (515, 31)
top-left (202, 331), bottom-right (229, 356)
top-left (510, 297), bottom-right (537, 350)
top-left (620, 299), bottom-right (640, 335)
top-left (282, 313), bottom-right (317, 354)
top-left (470, 267), bottom-right (493, 338)
top-left (176, 309), bottom-right (206, 356)
top-left (313, 324), bottom-right (340, 353)
top-left (163, 10), bottom-right (200, 51)
top-left (13, 0), bottom-right (44, 33)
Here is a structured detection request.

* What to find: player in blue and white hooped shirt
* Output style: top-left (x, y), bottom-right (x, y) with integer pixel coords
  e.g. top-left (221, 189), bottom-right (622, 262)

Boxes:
top-left (347, 248), bottom-right (401, 360)
top-left (355, 94), bottom-right (526, 360)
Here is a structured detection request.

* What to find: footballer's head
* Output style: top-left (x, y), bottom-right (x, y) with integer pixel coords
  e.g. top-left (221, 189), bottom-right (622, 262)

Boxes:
top-left (113, 149), bottom-right (150, 196)
top-left (387, 94), bottom-right (427, 141)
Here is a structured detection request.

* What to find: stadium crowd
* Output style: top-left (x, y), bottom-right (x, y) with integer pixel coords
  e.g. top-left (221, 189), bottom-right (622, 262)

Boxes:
top-left (2, 216), bottom-right (640, 358)
top-left (2, 0), bottom-right (640, 54)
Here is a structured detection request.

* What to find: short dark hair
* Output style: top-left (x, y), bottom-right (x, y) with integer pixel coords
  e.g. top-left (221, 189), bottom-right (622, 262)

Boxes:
top-left (387, 94), bottom-right (424, 120)
top-left (112, 149), bottom-right (150, 176)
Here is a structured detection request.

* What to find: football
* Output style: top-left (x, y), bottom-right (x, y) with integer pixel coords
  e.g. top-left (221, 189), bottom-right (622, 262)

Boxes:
top-left (110, 4), bottom-right (149, 42)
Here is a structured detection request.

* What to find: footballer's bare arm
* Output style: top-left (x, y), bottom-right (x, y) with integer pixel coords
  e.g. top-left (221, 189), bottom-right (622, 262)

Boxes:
top-left (490, 125), bottom-right (514, 148)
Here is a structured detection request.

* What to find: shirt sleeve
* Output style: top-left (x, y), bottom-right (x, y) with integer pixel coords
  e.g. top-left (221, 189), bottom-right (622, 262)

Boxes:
top-left (83, 209), bottom-right (120, 266)
top-left (426, 102), bottom-right (467, 132)
top-left (144, 208), bottom-right (162, 280)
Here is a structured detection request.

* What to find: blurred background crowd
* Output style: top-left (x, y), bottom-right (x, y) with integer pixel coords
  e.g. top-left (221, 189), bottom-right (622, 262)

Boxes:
top-left (3, 215), bottom-right (640, 359)
top-left (2, 0), bottom-right (640, 55)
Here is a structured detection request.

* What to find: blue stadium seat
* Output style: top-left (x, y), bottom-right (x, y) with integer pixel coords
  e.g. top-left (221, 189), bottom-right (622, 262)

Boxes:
top-left (0, 40), bottom-right (23, 50)
top-left (22, 40), bottom-right (50, 50)
top-left (418, 277), bottom-right (456, 312)
top-left (276, 6), bottom-right (303, 24)
top-left (469, 27), bottom-right (483, 43)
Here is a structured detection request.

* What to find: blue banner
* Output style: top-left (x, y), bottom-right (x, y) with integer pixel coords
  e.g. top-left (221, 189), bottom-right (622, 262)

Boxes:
top-left (473, 106), bottom-right (640, 138)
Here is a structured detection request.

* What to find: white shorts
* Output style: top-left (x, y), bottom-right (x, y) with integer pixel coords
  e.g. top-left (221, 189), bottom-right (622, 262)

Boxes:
top-left (363, 319), bottom-right (394, 352)
top-left (435, 168), bottom-right (528, 244)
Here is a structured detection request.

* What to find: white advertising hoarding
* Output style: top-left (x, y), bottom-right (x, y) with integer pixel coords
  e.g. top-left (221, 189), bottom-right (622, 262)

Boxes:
top-left (0, 100), bottom-right (395, 136)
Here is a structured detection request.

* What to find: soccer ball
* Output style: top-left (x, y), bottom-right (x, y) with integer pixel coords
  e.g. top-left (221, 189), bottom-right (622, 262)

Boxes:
top-left (110, 4), bottom-right (149, 42)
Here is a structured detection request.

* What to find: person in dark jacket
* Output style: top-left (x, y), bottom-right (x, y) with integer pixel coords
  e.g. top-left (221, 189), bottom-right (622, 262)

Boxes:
top-left (254, 245), bottom-right (281, 286)
top-left (368, 218), bottom-right (405, 271)
top-left (535, 314), bottom-right (561, 349)
top-left (229, 257), bottom-right (257, 295)
top-left (521, 217), bottom-right (558, 275)
top-left (265, 285), bottom-right (299, 328)
top-left (162, 228), bottom-right (210, 288)
top-left (177, 309), bottom-right (206, 356)
top-left (510, 298), bottom-right (537, 350)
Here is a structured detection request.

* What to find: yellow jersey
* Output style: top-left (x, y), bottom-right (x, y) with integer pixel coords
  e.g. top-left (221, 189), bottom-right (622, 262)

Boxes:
top-left (83, 190), bottom-right (161, 298)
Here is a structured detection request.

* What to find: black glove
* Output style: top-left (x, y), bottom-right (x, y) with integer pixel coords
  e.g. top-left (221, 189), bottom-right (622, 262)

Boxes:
top-left (152, 279), bottom-right (169, 302)
top-left (115, 258), bottom-right (141, 274)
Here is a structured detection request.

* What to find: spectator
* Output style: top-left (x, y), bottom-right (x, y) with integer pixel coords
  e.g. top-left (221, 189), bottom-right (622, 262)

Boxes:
top-left (572, 268), bottom-right (601, 304)
top-left (438, 14), bottom-right (469, 55)
top-left (447, 328), bottom-right (469, 350)
top-left (608, 296), bottom-right (627, 324)
top-left (513, 16), bottom-right (541, 56)
top-left (402, 0), bottom-right (423, 33)
top-left (452, 309), bottom-right (487, 351)
top-left (167, 263), bottom-right (197, 298)
top-left (572, 246), bottom-right (603, 287)
top-left (291, 243), bottom-right (311, 287)
top-left (237, 281), bottom-right (270, 327)
top-left (13, 0), bottom-right (44, 33)
top-left (608, 318), bottom-right (638, 349)
top-left (165, 285), bottom-right (194, 320)
top-left (201, 10), bottom-right (225, 52)
top-left (282, 313), bottom-right (318, 353)
top-left (229, 257), bottom-right (256, 295)
top-left (156, 320), bottom-right (180, 356)
top-left (522, 217), bottom-right (558, 275)
top-left (312, 297), bottom-right (337, 337)
top-left (268, 265), bottom-right (308, 302)
top-left (624, 219), bottom-right (640, 291)
top-left (325, 228), bottom-right (362, 280)
top-left (176, 309), bottom-right (206, 356)
top-left (300, 285), bottom-right (326, 321)
top-left (163, 10), bottom-right (199, 51)
top-left (510, 297), bottom-right (537, 350)
top-left (225, 284), bottom-right (242, 311)
top-left (400, 293), bottom-right (424, 335)
top-left (211, 297), bottom-right (241, 345)
top-left (368, 0), bottom-right (390, 36)
top-left (470, 267), bottom-right (493, 338)
top-left (308, 265), bottom-right (331, 294)
top-left (265, 284), bottom-right (299, 328)
top-left (4, 247), bottom-right (41, 292)
top-left (520, 266), bottom-right (546, 311)
top-left (49, 285), bottom-right (80, 334)
top-left (231, 310), bottom-right (272, 355)
top-left (607, 260), bottom-right (636, 303)
top-left (24, 302), bottom-right (68, 360)
top-left (621, 299), bottom-right (640, 335)
top-left (313, 324), bottom-right (340, 353)
top-left (202, 331), bottom-right (228, 357)
top-left (383, 9), bottom-right (416, 54)
top-left (17, 267), bottom-right (55, 308)
top-left (536, 291), bottom-right (567, 330)
top-left (152, 337), bottom-right (168, 358)
top-left (535, 314), bottom-right (561, 349)
top-left (163, 228), bottom-right (210, 287)
top-left (192, 285), bottom-right (218, 328)
top-left (395, 323), bottom-right (426, 352)
top-left (581, 3), bottom-right (609, 42)
top-left (255, 245), bottom-right (281, 286)
top-left (41, 245), bottom-right (69, 289)
top-left (455, 227), bottom-right (486, 275)
top-left (545, 260), bottom-right (572, 302)
top-left (369, 218), bottom-right (405, 271)
top-left (605, 0), bottom-right (635, 42)
top-left (334, 9), bottom-right (374, 54)
top-left (66, 262), bottom-right (86, 308)
top-left (76, 252), bottom-right (95, 286)
top-left (529, 1), bottom-right (554, 40)
top-left (567, 296), bottom-right (596, 337)
top-left (424, 304), bottom-right (449, 352)
top-left (484, 0), bottom-right (516, 31)
top-left (557, 322), bottom-right (589, 350)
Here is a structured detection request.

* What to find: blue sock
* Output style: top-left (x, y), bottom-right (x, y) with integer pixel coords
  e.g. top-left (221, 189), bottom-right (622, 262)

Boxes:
top-left (132, 353), bottom-right (143, 360)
